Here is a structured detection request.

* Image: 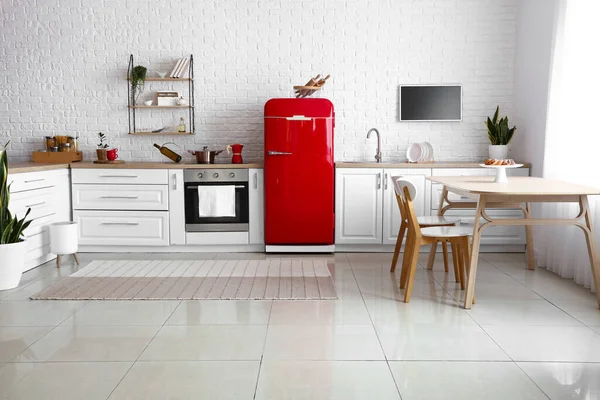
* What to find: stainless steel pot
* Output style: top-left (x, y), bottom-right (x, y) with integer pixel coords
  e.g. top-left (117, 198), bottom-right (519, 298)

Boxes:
top-left (188, 146), bottom-right (224, 164)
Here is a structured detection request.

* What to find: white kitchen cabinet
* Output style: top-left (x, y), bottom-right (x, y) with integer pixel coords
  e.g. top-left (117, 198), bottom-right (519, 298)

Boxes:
top-left (335, 165), bottom-right (530, 251)
top-left (248, 168), bottom-right (264, 245)
top-left (8, 168), bottom-right (70, 271)
top-left (168, 169), bottom-right (186, 245)
top-left (72, 168), bottom-right (170, 247)
top-left (382, 169), bottom-right (430, 244)
top-left (335, 168), bottom-right (383, 244)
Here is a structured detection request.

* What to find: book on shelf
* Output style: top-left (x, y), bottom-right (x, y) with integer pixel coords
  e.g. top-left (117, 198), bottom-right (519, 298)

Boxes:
top-left (169, 58), bottom-right (184, 78)
top-left (175, 57), bottom-right (189, 78)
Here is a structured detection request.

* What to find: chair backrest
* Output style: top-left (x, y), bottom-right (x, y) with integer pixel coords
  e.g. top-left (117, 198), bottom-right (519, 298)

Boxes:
top-left (391, 176), bottom-right (421, 236)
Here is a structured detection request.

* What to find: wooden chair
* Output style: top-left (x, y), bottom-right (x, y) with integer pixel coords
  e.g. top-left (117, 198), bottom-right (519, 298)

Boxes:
top-left (393, 178), bottom-right (473, 303)
top-left (389, 176), bottom-right (461, 278)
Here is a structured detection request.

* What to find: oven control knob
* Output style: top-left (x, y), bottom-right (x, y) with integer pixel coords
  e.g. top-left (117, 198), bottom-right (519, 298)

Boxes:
top-left (213, 173), bottom-right (219, 178)
top-left (229, 172), bottom-right (235, 178)
top-left (196, 173), bottom-right (203, 179)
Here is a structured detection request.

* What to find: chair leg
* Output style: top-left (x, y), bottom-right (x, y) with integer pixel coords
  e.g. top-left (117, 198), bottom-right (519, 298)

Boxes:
top-left (400, 232), bottom-right (414, 289)
top-left (73, 253), bottom-right (80, 265)
top-left (451, 242), bottom-right (461, 284)
top-left (403, 237), bottom-right (421, 303)
top-left (56, 254), bottom-right (61, 268)
top-left (442, 241), bottom-right (449, 272)
top-left (390, 222), bottom-right (407, 273)
top-left (426, 241), bottom-right (437, 270)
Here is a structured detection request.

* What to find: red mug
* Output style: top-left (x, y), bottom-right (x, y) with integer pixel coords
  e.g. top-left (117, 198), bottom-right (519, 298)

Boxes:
top-left (107, 148), bottom-right (118, 161)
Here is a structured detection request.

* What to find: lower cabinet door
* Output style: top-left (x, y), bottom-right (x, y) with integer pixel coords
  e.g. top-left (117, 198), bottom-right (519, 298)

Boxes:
top-left (335, 168), bottom-right (383, 244)
top-left (74, 210), bottom-right (169, 246)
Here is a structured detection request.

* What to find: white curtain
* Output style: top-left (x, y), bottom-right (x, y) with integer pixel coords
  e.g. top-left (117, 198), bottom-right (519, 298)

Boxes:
top-left (535, 0), bottom-right (600, 290)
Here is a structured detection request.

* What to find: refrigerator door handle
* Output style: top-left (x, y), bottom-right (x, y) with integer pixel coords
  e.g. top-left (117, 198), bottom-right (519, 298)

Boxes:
top-left (377, 173), bottom-right (381, 190)
top-left (267, 151), bottom-right (292, 156)
top-left (285, 115), bottom-right (311, 121)
top-left (384, 173), bottom-right (388, 190)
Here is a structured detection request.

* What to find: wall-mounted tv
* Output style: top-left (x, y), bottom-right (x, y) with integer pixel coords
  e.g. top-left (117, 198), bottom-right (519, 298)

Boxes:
top-left (399, 84), bottom-right (462, 121)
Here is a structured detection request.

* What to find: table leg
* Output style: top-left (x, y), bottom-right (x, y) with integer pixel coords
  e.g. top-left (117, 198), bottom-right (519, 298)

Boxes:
top-left (464, 195), bottom-right (486, 309)
top-left (437, 186), bottom-right (448, 217)
top-left (580, 195), bottom-right (600, 309)
top-left (525, 202), bottom-right (535, 270)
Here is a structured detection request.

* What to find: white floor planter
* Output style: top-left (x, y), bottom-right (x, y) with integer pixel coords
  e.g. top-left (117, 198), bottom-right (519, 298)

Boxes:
top-left (0, 240), bottom-right (27, 291)
top-left (50, 222), bottom-right (78, 255)
top-left (489, 145), bottom-right (508, 159)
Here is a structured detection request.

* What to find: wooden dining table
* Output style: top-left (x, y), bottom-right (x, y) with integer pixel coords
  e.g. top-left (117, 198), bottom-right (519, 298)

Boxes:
top-left (427, 175), bottom-right (600, 309)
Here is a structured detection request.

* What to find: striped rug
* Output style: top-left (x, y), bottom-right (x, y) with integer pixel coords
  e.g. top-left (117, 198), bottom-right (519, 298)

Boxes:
top-left (30, 259), bottom-right (338, 300)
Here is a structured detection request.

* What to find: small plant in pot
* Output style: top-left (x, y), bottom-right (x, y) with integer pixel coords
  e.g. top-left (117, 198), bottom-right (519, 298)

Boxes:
top-left (96, 132), bottom-right (109, 161)
top-left (485, 106), bottom-right (516, 160)
top-left (0, 143), bottom-right (32, 290)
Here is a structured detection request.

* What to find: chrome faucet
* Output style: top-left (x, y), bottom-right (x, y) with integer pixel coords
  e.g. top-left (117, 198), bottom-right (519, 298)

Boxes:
top-left (367, 128), bottom-right (382, 163)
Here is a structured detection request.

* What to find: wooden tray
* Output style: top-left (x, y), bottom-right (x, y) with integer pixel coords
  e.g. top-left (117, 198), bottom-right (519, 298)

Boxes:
top-left (93, 160), bottom-right (126, 164)
top-left (32, 151), bottom-right (82, 163)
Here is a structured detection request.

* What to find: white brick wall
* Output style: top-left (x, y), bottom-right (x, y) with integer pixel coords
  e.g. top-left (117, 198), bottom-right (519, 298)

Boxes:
top-left (0, 0), bottom-right (517, 163)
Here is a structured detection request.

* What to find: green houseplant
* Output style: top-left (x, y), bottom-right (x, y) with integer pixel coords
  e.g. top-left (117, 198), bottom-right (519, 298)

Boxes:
top-left (96, 132), bottom-right (109, 161)
top-left (130, 65), bottom-right (147, 105)
top-left (0, 142), bottom-right (32, 290)
top-left (485, 106), bottom-right (516, 159)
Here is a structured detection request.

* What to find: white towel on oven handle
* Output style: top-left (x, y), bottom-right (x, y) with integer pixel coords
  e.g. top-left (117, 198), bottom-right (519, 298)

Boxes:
top-left (197, 185), bottom-right (236, 217)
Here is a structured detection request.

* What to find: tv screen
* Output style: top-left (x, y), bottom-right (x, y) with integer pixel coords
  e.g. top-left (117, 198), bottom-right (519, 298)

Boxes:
top-left (399, 85), bottom-right (462, 121)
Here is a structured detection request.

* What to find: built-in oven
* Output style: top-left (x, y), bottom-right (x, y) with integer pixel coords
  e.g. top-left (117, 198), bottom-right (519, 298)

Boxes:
top-left (184, 169), bottom-right (249, 232)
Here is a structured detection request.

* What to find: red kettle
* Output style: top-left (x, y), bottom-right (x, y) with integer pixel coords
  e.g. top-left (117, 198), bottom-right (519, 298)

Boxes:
top-left (226, 144), bottom-right (244, 164)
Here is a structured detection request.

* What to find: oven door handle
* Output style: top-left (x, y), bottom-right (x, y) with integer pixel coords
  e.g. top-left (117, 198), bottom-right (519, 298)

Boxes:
top-left (186, 185), bottom-right (246, 189)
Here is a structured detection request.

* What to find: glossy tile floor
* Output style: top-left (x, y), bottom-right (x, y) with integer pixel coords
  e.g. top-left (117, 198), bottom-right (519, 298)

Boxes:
top-left (1, 252), bottom-right (599, 399)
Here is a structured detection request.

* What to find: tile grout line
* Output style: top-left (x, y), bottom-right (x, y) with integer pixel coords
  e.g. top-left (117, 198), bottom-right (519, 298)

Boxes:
top-left (103, 298), bottom-right (183, 400)
top-left (252, 295), bottom-right (275, 399)
top-left (438, 256), bottom-right (552, 400)
top-left (348, 255), bottom-right (404, 400)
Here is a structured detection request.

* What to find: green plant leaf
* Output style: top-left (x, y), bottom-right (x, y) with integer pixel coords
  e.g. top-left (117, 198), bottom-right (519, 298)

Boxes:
top-left (492, 106), bottom-right (499, 125)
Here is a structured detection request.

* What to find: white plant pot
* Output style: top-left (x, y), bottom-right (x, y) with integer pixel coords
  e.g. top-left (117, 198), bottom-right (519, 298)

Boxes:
top-left (0, 240), bottom-right (27, 291)
top-left (488, 145), bottom-right (508, 159)
top-left (49, 222), bottom-right (78, 255)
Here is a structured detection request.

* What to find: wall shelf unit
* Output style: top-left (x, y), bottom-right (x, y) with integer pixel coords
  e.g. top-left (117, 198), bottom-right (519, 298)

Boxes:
top-left (127, 54), bottom-right (195, 135)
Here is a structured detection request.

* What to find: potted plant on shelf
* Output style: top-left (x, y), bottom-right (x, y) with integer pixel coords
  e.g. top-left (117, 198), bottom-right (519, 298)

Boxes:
top-left (96, 132), bottom-right (109, 161)
top-left (0, 143), bottom-right (32, 290)
top-left (485, 106), bottom-right (516, 160)
top-left (130, 65), bottom-right (147, 105)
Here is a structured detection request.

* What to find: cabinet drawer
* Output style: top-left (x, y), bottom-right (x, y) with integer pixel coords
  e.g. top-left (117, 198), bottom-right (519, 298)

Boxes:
top-left (9, 186), bottom-right (57, 215)
top-left (24, 229), bottom-right (50, 253)
top-left (74, 210), bottom-right (169, 246)
top-left (72, 184), bottom-right (168, 211)
top-left (8, 169), bottom-right (67, 193)
top-left (72, 169), bottom-right (168, 185)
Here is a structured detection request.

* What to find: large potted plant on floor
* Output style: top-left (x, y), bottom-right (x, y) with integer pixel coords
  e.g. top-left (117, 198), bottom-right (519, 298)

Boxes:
top-left (485, 106), bottom-right (516, 159)
top-left (0, 143), bottom-right (32, 290)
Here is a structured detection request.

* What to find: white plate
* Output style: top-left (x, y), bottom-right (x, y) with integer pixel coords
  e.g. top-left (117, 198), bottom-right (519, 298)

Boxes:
top-left (407, 143), bottom-right (422, 163)
top-left (418, 143), bottom-right (428, 162)
top-left (423, 142), bottom-right (434, 161)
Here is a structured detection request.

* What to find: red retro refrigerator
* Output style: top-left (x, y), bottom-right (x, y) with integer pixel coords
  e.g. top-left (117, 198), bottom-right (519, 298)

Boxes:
top-left (264, 98), bottom-right (335, 252)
